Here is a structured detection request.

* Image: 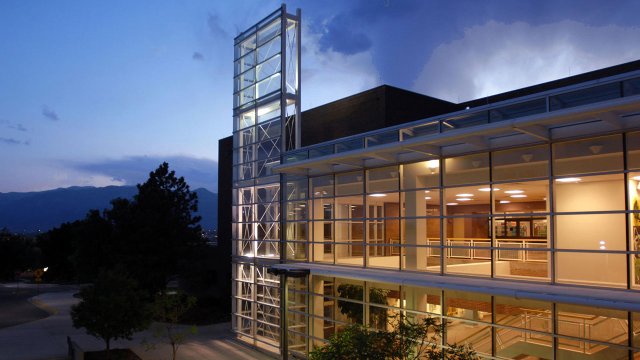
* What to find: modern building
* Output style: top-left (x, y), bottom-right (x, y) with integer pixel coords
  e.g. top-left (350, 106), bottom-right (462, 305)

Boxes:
top-left (220, 6), bottom-right (640, 359)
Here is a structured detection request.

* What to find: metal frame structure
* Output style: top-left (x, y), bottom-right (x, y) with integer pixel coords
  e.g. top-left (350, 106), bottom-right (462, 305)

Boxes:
top-left (231, 5), bottom-right (300, 355)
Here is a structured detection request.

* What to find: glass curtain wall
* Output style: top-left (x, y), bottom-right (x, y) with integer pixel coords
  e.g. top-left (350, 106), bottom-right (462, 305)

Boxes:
top-left (288, 276), bottom-right (638, 359)
top-left (231, 6), bottom-right (300, 352)
top-left (291, 131), bottom-right (640, 288)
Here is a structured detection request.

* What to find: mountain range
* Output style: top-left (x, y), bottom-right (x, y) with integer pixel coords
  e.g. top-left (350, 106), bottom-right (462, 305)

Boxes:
top-left (0, 186), bottom-right (217, 234)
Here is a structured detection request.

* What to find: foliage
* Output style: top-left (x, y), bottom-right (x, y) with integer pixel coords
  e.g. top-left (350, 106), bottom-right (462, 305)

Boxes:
top-left (309, 314), bottom-right (479, 360)
top-left (336, 284), bottom-right (389, 326)
top-left (145, 291), bottom-right (197, 360)
top-left (39, 162), bottom-right (207, 296)
top-left (71, 268), bottom-right (151, 354)
top-left (0, 228), bottom-right (39, 281)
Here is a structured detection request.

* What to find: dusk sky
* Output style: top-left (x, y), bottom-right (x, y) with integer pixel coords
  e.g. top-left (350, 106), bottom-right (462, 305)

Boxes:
top-left (2, 0), bottom-right (640, 193)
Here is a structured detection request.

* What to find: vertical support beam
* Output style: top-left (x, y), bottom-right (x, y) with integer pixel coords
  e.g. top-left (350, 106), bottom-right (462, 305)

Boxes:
top-left (280, 273), bottom-right (288, 360)
top-left (295, 8), bottom-right (302, 150)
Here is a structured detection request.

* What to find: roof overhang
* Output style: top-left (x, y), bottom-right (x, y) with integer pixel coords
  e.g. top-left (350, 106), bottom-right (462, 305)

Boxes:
top-left (272, 262), bottom-right (640, 312)
top-left (275, 95), bottom-right (640, 176)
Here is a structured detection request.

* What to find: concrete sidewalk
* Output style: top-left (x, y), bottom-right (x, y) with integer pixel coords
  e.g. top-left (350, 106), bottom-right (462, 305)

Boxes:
top-left (0, 288), bottom-right (276, 360)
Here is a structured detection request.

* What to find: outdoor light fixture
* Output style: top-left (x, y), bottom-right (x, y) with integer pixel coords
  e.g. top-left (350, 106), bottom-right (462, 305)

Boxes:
top-left (504, 190), bottom-right (524, 194)
top-left (556, 177), bottom-right (581, 183)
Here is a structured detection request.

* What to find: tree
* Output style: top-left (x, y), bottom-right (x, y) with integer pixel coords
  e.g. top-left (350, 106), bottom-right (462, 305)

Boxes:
top-left (309, 314), bottom-right (478, 360)
top-left (146, 291), bottom-right (197, 360)
top-left (105, 162), bottom-right (205, 296)
top-left (336, 284), bottom-right (389, 327)
top-left (71, 268), bottom-right (151, 357)
top-left (0, 228), bottom-right (39, 281)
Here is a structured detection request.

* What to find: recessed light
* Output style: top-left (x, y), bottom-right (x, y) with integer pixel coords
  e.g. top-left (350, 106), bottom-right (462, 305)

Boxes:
top-left (633, 176), bottom-right (640, 181)
top-left (478, 187), bottom-right (500, 192)
top-left (446, 202), bottom-right (458, 206)
top-left (369, 193), bottom-right (386, 197)
top-left (504, 190), bottom-right (524, 194)
top-left (456, 193), bottom-right (473, 197)
top-left (499, 200), bottom-right (511, 204)
top-left (456, 198), bottom-right (472, 201)
top-left (424, 190), bottom-right (430, 193)
top-left (510, 194), bottom-right (527, 198)
top-left (424, 196), bottom-right (432, 200)
top-left (556, 177), bottom-right (581, 183)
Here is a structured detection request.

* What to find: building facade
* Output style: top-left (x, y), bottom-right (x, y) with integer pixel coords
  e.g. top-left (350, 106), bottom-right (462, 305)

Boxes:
top-left (226, 7), bottom-right (640, 359)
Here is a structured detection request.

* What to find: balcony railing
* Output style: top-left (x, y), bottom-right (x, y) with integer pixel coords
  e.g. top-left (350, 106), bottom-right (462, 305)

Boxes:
top-left (283, 75), bottom-right (640, 164)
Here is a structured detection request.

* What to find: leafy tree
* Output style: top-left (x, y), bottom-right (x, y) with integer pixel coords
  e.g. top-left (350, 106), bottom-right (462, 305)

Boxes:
top-left (310, 314), bottom-right (478, 360)
top-left (0, 228), bottom-right (38, 281)
top-left (71, 268), bottom-right (151, 357)
top-left (337, 284), bottom-right (389, 326)
top-left (105, 162), bottom-right (204, 296)
top-left (145, 291), bottom-right (197, 360)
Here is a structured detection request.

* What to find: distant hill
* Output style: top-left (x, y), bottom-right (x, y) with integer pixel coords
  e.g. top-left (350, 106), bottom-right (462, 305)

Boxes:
top-left (0, 186), bottom-right (217, 233)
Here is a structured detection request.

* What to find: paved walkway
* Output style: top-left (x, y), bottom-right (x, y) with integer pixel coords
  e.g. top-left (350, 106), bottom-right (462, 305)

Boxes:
top-left (0, 284), bottom-right (276, 360)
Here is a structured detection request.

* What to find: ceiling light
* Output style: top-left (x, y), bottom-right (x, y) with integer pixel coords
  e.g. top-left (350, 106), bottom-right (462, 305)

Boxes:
top-left (424, 190), bottom-right (430, 193)
top-left (556, 177), bottom-right (581, 183)
top-left (456, 198), bottom-right (472, 201)
top-left (479, 187), bottom-right (500, 192)
top-left (632, 176), bottom-right (640, 181)
top-left (504, 190), bottom-right (524, 194)
top-left (369, 193), bottom-right (386, 197)
top-left (446, 202), bottom-right (458, 206)
top-left (510, 194), bottom-right (528, 198)
top-left (499, 200), bottom-right (511, 204)
top-left (424, 196), bottom-right (432, 200)
top-left (426, 160), bottom-right (439, 169)
top-left (456, 193), bottom-right (473, 197)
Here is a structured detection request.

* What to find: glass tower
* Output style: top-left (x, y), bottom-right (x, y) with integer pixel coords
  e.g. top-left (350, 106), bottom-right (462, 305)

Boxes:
top-left (231, 5), bottom-right (301, 354)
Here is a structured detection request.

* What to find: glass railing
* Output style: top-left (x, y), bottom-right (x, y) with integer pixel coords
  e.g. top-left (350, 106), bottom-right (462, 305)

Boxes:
top-left (282, 75), bottom-right (640, 164)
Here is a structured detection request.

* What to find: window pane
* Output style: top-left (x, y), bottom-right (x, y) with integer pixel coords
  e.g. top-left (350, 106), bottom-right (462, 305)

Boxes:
top-left (444, 185), bottom-right (490, 214)
top-left (367, 166), bottom-right (399, 193)
top-left (257, 36), bottom-right (280, 63)
top-left (556, 251), bottom-right (626, 287)
top-left (335, 171), bottom-right (363, 196)
top-left (444, 153), bottom-right (489, 186)
top-left (442, 111), bottom-right (488, 131)
top-left (402, 160), bottom-right (440, 189)
top-left (553, 135), bottom-right (623, 176)
top-left (550, 82), bottom-right (620, 111)
top-left (311, 175), bottom-right (333, 198)
top-left (554, 174), bottom-right (624, 212)
top-left (627, 132), bottom-right (640, 170)
top-left (492, 145), bottom-right (549, 181)
top-left (490, 98), bottom-right (546, 122)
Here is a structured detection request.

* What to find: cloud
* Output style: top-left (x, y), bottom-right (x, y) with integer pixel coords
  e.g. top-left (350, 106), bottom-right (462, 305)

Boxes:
top-left (192, 52), bottom-right (205, 61)
top-left (0, 137), bottom-right (22, 145)
top-left (72, 155), bottom-right (218, 192)
top-left (42, 105), bottom-right (60, 121)
top-left (9, 123), bottom-right (28, 132)
top-left (207, 13), bottom-right (229, 38)
top-left (301, 25), bottom-right (381, 110)
top-left (413, 20), bottom-right (640, 102)
top-left (318, 13), bottom-right (372, 55)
